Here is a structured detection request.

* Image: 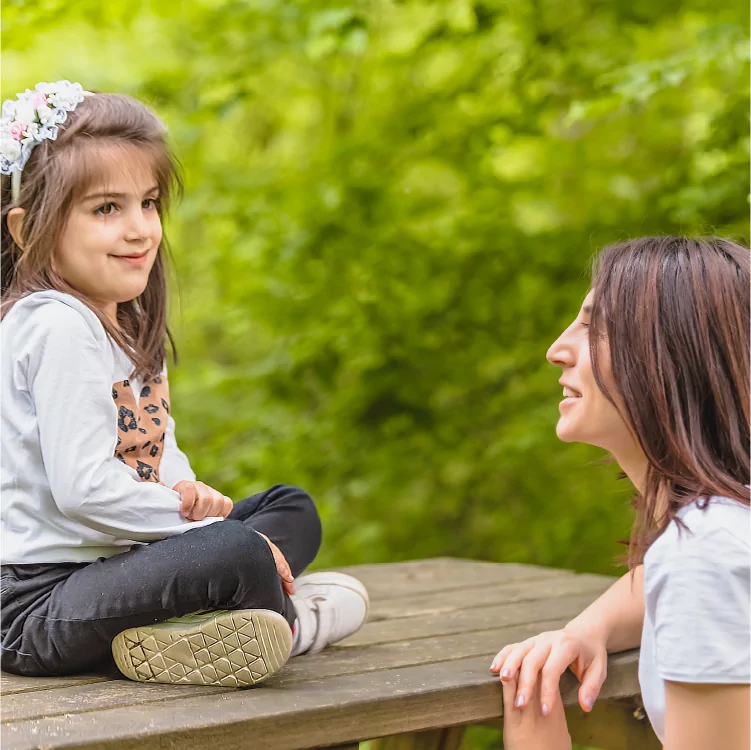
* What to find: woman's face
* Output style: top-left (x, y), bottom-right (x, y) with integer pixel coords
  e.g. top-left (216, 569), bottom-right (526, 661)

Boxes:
top-left (546, 291), bottom-right (637, 457)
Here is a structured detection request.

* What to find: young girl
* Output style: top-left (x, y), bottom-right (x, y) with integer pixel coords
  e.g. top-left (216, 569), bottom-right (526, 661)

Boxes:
top-left (0, 81), bottom-right (369, 686)
top-left (490, 237), bottom-right (750, 749)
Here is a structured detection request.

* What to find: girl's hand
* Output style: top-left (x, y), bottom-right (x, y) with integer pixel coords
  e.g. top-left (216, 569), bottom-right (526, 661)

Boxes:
top-left (258, 533), bottom-right (295, 596)
top-left (173, 480), bottom-right (233, 521)
top-left (490, 627), bottom-right (608, 717)
top-left (501, 671), bottom-right (572, 750)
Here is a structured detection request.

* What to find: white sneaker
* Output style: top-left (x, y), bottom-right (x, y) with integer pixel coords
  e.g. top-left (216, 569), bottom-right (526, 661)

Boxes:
top-left (289, 572), bottom-right (369, 656)
top-left (112, 609), bottom-right (292, 687)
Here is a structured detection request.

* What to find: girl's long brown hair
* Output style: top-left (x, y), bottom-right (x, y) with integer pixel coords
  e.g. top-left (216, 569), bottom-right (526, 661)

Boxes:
top-left (588, 236), bottom-right (750, 567)
top-left (1, 92), bottom-right (182, 381)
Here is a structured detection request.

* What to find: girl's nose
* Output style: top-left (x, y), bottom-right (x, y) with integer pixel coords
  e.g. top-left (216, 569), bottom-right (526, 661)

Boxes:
top-left (124, 207), bottom-right (151, 241)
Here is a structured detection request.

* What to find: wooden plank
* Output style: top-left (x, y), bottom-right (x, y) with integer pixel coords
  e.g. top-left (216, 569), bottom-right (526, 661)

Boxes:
top-left (0, 651), bottom-right (640, 750)
top-left (0, 575), bottom-right (609, 707)
top-left (368, 573), bottom-right (613, 621)
top-left (343, 591), bottom-right (608, 646)
top-left (1, 616), bottom-right (577, 723)
top-left (333, 559), bottom-right (573, 598)
top-left (0, 673), bottom-right (114, 696)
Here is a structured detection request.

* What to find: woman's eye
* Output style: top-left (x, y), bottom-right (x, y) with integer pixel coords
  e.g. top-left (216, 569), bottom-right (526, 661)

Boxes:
top-left (94, 203), bottom-right (117, 216)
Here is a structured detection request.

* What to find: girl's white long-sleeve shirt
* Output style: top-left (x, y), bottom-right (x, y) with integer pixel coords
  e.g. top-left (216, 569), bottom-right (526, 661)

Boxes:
top-left (1, 290), bottom-right (221, 565)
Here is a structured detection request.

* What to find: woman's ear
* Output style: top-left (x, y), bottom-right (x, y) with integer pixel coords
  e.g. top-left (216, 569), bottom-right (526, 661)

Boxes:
top-left (7, 208), bottom-right (26, 249)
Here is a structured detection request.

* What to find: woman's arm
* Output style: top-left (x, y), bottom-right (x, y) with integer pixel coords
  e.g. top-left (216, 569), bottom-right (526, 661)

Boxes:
top-left (664, 682), bottom-right (750, 750)
top-left (565, 565), bottom-right (644, 652)
top-left (492, 566), bottom-right (645, 716)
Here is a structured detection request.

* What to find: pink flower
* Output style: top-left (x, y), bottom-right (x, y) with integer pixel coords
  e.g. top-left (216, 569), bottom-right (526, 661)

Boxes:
top-left (9, 122), bottom-right (26, 141)
top-left (30, 92), bottom-right (47, 107)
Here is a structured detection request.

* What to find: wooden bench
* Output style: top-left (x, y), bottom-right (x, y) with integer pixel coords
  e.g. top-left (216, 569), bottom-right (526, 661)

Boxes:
top-left (1, 558), bottom-right (660, 749)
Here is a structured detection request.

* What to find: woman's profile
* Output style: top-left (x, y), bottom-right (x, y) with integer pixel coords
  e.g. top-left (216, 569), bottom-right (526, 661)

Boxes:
top-left (491, 236), bottom-right (750, 750)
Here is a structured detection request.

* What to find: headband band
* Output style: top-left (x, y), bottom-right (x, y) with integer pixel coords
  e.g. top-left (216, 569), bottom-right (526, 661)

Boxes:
top-left (1, 80), bottom-right (92, 202)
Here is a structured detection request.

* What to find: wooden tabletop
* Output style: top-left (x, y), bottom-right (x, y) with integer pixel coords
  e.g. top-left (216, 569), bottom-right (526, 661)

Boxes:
top-left (1, 558), bottom-right (641, 750)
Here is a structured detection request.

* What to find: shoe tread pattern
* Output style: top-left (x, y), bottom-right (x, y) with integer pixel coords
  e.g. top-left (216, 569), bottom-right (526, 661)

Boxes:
top-left (112, 610), bottom-right (291, 687)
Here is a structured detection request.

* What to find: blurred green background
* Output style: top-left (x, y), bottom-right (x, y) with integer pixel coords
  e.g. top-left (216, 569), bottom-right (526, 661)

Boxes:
top-left (4, 0), bottom-right (748, 574)
top-left (4, 1), bottom-right (748, 747)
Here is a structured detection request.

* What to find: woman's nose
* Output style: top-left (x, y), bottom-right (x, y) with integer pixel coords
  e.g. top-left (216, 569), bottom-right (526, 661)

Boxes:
top-left (546, 331), bottom-right (575, 368)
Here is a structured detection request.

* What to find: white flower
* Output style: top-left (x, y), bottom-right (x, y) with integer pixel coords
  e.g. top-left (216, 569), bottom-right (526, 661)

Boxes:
top-left (36, 105), bottom-right (53, 124)
top-left (23, 122), bottom-right (41, 142)
top-left (0, 135), bottom-right (22, 163)
top-left (48, 82), bottom-right (85, 111)
top-left (14, 100), bottom-right (36, 126)
top-left (39, 124), bottom-right (59, 141)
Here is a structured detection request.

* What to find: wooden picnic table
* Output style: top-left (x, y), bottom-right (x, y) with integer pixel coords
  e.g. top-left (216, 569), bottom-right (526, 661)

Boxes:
top-left (1, 558), bottom-right (660, 750)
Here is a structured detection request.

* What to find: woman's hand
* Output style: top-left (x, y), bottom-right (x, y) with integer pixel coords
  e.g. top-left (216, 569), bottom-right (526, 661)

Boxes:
top-left (258, 533), bottom-right (295, 596)
top-left (501, 671), bottom-right (572, 750)
top-left (490, 626), bottom-right (608, 717)
top-left (172, 480), bottom-right (233, 521)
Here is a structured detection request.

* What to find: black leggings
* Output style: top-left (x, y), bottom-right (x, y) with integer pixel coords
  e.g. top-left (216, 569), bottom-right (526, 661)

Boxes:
top-left (0, 485), bottom-right (321, 676)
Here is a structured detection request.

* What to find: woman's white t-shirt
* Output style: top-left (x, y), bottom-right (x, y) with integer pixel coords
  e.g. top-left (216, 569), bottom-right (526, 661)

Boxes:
top-left (639, 496), bottom-right (750, 743)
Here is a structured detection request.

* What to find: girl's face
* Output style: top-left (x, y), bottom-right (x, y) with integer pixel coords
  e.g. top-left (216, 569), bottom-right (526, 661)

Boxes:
top-left (56, 145), bottom-right (162, 323)
top-left (546, 291), bottom-right (637, 457)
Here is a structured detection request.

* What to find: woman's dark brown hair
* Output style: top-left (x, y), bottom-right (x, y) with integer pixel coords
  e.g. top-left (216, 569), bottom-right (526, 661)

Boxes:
top-left (588, 236), bottom-right (750, 567)
top-left (1, 92), bottom-right (182, 381)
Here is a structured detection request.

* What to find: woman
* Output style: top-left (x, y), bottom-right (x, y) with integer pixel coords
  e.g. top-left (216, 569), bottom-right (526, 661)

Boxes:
top-left (490, 237), bottom-right (750, 750)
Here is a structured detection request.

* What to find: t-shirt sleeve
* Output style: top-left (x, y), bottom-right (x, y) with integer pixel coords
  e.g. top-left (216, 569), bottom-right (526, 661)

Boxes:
top-left (19, 301), bottom-right (220, 541)
top-left (648, 523), bottom-right (750, 684)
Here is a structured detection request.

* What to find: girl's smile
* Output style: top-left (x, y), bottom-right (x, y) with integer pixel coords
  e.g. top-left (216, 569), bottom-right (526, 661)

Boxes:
top-left (110, 250), bottom-right (153, 266)
top-left (53, 143), bottom-right (163, 327)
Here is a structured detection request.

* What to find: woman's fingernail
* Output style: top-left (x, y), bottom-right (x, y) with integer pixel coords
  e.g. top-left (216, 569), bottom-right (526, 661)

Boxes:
top-left (500, 668), bottom-right (510, 679)
top-left (585, 696), bottom-right (594, 711)
top-left (541, 703), bottom-right (549, 717)
top-left (515, 693), bottom-right (525, 708)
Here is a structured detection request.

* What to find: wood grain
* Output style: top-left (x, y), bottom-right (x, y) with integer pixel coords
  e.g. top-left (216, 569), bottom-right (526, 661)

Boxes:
top-left (1, 652), bottom-right (640, 750)
top-left (0, 558), bottom-right (636, 750)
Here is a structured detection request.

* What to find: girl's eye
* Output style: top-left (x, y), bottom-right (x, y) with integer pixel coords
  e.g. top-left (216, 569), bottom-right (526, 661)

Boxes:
top-left (94, 202), bottom-right (117, 216)
top-left (143, 198), bottom-right (160, 210)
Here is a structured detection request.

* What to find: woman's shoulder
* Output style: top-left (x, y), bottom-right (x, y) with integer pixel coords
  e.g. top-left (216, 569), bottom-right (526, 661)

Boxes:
top-left (645, 495), bottom-right (749, 574)
top-left (678, 495), bottom-right (749, 544)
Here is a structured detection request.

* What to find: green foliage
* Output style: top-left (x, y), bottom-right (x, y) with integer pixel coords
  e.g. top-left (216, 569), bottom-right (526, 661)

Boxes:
top-left (4, 0), bottom-right (749, 576)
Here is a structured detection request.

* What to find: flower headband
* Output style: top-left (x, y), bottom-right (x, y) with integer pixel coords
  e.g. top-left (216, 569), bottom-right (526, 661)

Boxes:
top-left (1, 80), bottom-right (93, 202)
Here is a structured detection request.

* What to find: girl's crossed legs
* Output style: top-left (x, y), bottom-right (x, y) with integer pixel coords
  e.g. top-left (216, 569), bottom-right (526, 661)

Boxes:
top-left (1, 485), bottom-right (321, 676)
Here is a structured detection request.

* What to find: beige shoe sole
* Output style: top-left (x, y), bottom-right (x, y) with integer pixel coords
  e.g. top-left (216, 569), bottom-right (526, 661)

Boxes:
top-left (112, 609), bottom-right (292, 687)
